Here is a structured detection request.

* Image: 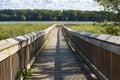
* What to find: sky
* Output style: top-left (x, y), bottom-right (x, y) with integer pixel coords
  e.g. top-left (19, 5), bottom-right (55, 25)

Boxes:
top-left (0, 0), bottom-right (103, 11)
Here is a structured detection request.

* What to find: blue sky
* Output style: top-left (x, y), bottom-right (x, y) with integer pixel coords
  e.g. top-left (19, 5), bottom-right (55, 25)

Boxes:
top-left (0, 0), bottom-right (103, 11)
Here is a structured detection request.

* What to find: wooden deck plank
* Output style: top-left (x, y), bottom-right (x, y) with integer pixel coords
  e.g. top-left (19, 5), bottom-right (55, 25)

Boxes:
top-left (25, 27), bottom-right (98, 80)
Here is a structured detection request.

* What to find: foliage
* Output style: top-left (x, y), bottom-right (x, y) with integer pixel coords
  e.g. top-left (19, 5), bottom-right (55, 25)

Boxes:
top-left (0, 9), bottom-right (116, 21)
top-left (95, 0), bottom-right (120, 22)
top-left (18, 69), bottom-right (32, 78)
top-left (0, 24), bottom-right (51, 40)
top-left (67, 24), bottom-right (120, 36)
top-left (95, 0), bottom-right (120, 12)
top-left (101, 24), bottom-right (120, 36)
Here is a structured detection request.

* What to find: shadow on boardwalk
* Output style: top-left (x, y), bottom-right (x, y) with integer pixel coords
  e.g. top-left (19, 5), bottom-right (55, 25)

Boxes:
top-left (25, 27), bottom-right (98, 80)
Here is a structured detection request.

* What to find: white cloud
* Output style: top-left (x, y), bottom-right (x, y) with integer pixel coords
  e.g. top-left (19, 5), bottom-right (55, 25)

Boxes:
top-left (0, 0), bottom-right (103, 11)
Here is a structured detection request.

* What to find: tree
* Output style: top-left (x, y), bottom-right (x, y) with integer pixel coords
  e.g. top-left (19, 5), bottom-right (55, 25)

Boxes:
top-left (17, 14), bottom-right (26, 21)
top-left (95, 0), bottom-right (120, 22)
top-left (0, 9), bottom-right (116, 21)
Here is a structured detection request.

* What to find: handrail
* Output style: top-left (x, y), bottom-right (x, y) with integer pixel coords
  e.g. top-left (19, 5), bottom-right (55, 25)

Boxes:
top-left (63, 25), bottom-right (120, 55)
top-left (0, 24), bottom-right (56, 62)
top-left (63, 25), bottom-right (120, 80)
top-left (0, 24), bottom-right (56, 80)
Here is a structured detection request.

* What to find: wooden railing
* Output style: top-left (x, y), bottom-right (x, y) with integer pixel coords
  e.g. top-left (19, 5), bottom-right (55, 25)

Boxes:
top-left (63, 25), bottom-right (120, 80)
top-left (0, 24), bottom-right (56, 80)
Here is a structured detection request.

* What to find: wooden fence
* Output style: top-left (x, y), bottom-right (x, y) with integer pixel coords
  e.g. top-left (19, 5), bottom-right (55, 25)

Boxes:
top-left (63, 25), bottom-right (120, 80)
top-left (0, 24), bottom-right (56, 80)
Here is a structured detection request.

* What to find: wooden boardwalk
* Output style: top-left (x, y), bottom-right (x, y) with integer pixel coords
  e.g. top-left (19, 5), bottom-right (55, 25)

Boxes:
top-left (25, 27), bottom-right (98, 80)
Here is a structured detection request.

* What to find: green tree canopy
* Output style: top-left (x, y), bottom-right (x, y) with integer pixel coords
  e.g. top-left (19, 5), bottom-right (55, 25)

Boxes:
top-left (0, 9), bottom-right (116, 21)
top-left (95, 0), bottom-right (120, 22)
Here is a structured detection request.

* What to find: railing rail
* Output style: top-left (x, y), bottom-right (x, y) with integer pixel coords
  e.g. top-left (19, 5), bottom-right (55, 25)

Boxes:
top-left (63, 25), bottom-right (120, 80)
top-left (0, 24), bottom-right (56, 80)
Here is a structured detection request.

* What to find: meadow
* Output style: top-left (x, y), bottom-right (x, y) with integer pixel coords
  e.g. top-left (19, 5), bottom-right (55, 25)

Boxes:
top-left (0, 24), bottom-right (51, 40)
top-left (67, 24), bottom-right (120, 36)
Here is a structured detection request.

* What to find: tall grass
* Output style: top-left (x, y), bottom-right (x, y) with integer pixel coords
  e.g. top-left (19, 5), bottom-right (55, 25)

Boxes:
top-left (67, 24), bottom-right (120, 36)
top-left (0, 24), bottom-right (51, 40)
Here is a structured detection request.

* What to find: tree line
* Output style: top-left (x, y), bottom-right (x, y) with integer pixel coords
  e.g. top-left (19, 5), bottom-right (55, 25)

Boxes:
top-left (0, 9), bottom-right (116, 21)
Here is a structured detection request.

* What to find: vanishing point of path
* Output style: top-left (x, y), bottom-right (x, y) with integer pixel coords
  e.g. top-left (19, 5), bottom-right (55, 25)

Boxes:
top-left (25, 27), bottom-right (98, 80)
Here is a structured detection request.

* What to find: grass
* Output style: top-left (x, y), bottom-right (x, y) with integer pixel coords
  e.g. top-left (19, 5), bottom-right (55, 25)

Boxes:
top-left (66, 24), bottom-right (120, 36)
top-left (0, 24), bottom-right (52, 40)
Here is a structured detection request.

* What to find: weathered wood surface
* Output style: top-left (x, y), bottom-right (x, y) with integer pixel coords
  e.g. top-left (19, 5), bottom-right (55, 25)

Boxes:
top-left (63, 26), bottom-right (120, 80)
top-left (0, 25), bottom-right (55, 80)
top-left (25, 27), bottom-right (98, 80)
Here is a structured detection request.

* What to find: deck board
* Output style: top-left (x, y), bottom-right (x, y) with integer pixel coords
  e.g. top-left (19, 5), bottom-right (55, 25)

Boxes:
top-left (25, 27), bottom-right (98, 80)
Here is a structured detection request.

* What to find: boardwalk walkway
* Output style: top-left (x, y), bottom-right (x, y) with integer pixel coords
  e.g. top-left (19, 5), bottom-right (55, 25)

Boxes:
top-left (25, 27), bottom-right (98, 80)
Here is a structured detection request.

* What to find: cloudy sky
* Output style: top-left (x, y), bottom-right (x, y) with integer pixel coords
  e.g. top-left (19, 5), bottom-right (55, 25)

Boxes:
top-left (0, 0), bottom-right (103, 11)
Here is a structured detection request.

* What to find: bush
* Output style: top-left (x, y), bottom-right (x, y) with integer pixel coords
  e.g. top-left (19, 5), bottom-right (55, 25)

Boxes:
top-left (101, 24), bottom-right (120, 36)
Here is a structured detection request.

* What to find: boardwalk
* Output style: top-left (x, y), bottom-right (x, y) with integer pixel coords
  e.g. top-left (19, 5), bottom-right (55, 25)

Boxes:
top-left (25, 27), bottom-right (98, 80)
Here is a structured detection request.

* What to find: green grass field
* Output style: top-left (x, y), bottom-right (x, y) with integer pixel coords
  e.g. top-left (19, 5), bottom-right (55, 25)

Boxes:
top-left (67, 24), bottom-right (120, 36)
top-left (0, 24), bottom-right (51, 40)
